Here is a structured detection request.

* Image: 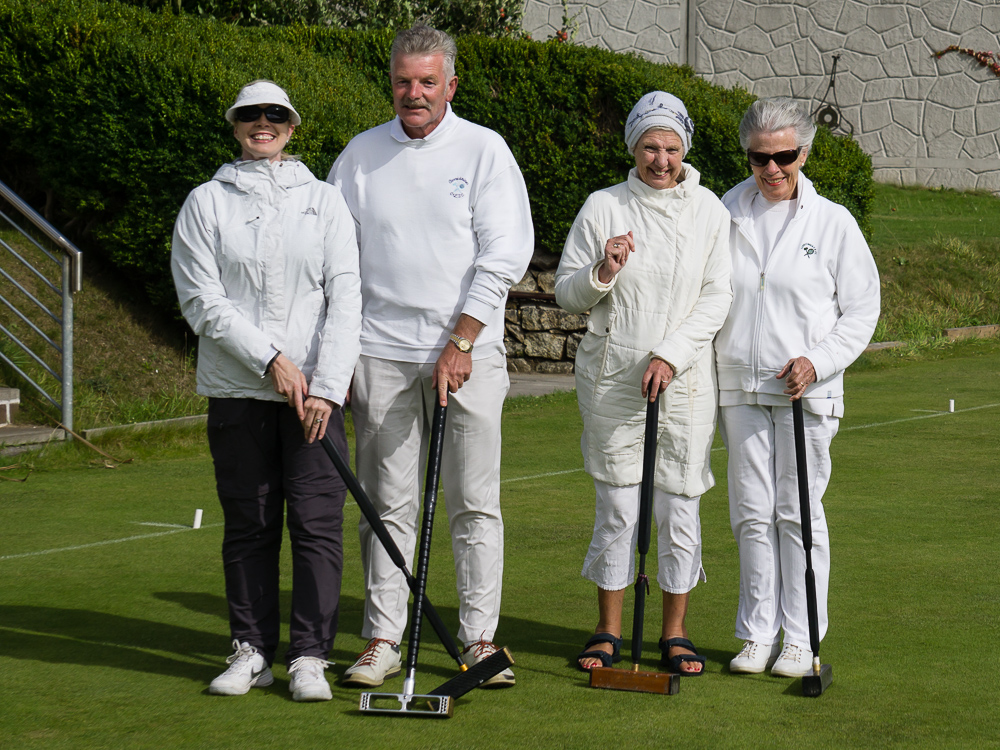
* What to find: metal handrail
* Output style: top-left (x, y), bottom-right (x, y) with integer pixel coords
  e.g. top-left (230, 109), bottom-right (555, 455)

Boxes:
top-left (0, 181), bottom-right (82, 293)
top-left (0, 177), bottom-right (82, 431)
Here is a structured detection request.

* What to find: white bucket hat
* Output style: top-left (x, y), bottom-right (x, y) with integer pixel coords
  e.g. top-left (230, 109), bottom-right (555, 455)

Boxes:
top-left (225, 80), bottom-right (301, 126)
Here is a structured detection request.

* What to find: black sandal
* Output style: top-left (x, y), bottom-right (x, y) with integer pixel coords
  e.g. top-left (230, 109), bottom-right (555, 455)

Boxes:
top-left (577, 633), bottom-right (623, 671)
top-left (659, 637), bottom-right (706, 676)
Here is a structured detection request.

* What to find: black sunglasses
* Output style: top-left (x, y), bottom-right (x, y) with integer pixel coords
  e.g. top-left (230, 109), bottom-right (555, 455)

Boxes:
top-left (235, 105), bottom-right (291, 124)
top-left (747, 147), bottom-right (802, 168)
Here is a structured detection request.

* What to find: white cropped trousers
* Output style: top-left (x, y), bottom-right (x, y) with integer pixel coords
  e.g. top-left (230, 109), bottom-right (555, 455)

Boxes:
top-left (581, 479), bottom-right (705, 594)
top-left (720, 403), bottom-right (838, 649)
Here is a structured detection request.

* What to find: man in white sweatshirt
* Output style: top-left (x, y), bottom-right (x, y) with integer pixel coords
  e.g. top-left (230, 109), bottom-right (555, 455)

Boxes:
top-left (327, 24), bottom-right (534, 688)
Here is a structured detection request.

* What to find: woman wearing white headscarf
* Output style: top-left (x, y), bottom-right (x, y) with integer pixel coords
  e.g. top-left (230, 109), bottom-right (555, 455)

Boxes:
top-left (555, 91), bottom-right (732, 675)
top-left (172, 80), bottom-right (361, 701)
top-left (716, 97), bottom-right (879, 677)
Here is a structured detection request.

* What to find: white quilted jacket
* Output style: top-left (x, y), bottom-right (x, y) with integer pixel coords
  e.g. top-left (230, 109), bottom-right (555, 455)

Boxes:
top-left (555, 165), bottom-right (732, 497)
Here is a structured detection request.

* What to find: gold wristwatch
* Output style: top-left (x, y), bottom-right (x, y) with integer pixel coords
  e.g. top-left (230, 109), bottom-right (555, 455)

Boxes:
top-left (449, 334), bottom-right (474, 353)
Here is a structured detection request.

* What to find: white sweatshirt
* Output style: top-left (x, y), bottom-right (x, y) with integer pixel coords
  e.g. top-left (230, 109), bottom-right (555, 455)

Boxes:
top-left (327, 105), bottom-right (534, 363)
top-left (172, 158), bottom-right (362, 404)
top-left (714, 173), bottom-right (880, 417)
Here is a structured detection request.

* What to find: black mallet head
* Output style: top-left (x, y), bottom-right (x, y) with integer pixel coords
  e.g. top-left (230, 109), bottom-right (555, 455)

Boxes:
top-left (802, 662), bottom-right (833, 697)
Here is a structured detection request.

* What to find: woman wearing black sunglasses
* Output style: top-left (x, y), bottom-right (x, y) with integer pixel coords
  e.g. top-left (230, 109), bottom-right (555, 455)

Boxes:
top-left (171, 80), bottom-right (361, 701)
top-left (715, 97), bottom-right (880, 678)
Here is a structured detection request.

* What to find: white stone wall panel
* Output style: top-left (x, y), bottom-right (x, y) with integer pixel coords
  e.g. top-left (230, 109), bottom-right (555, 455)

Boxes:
top-left (522, 0), bottom-right (1000, 192)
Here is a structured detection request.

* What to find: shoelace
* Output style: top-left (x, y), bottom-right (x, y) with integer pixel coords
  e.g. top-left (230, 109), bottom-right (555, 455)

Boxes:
top-left (225, 640), bottom-right (259, 669)
top-left (779, 644), bottom-right (804, 663)
top-left (288, 655), bottom-right (330, 676)
top-left (737, 641), bottom-right (761, 659)
top-left (355, 638), bottom-right (395, 666)
top-left (465, 639), bottom-right (498, 659)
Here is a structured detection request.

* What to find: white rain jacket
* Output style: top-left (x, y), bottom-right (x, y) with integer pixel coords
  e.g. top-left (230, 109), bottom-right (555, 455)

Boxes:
top-left (555, 165), bottom-right (732, 497)
top-left (714, 173), bottom-right (880, 417)
top-left (171, 158), bottom-right (362, 405)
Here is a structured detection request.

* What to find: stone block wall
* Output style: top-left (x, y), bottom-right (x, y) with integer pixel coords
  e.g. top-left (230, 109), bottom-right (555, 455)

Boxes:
top-left (522, 0), bottom-right (1000, 194)
top-left (504, 264), bottom-right (588, 373)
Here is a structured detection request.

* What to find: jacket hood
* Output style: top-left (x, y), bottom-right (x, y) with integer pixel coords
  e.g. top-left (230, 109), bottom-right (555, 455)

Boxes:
top-left (212, 157), bottom-right (316, 192)
top-left (722, 171), bottom-right (816, 221)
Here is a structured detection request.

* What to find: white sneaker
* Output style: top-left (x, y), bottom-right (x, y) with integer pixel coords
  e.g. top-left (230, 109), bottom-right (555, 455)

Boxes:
top-left (288, 656), bottom-right (332, 702)
top-left (342, 638), bottom-right (402, 687)
top-left (462, 639), bottom-right (515, 688)
top-left (729, 640), bottom-right (781, 674)
top-left (771, 643), bottom-right (812, 677)
top-left (209, 640), bottom-right (274, 695)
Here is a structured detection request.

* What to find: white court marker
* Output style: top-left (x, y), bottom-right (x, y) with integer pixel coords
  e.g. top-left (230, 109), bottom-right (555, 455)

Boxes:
top-left (949, 399), bottom-right (955, 413)
top-left (193, 509), bottom-right (203, 529)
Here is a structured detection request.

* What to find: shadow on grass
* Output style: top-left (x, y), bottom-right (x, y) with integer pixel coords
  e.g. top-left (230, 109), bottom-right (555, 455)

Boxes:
top-left (0, 592), bottom-right (737, 691)
top-left (0, 605), bottom-right (226, 681)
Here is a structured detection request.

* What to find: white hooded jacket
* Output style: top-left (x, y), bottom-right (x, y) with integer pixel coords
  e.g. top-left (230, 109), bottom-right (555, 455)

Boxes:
top-left (555, 165), bottom-right (732, 497)
top-left (714, 173), bottom-right (880, 417)
top-left (171, 158), bottom-right (362, 404)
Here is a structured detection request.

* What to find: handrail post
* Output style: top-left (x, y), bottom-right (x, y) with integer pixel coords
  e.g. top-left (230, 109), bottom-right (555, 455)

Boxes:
top-left (62, 254), bottom-right (74, 434)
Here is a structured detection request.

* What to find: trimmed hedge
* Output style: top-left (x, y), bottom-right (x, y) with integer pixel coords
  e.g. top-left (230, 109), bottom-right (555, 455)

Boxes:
top-left (0, 0), bottom-right (392, 308)
top-left (1, 0), bottom-right (875, 311)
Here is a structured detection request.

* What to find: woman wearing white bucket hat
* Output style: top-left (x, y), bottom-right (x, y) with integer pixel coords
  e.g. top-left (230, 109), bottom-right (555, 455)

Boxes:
top-left (556, 91), bottom-right (732, 676)
top-left (171, 80), bottom-right (361, 701)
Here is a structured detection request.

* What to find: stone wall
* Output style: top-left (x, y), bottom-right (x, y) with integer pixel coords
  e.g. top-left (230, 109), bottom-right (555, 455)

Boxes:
top-left (521, 0), bottom-right (1000, 193)
top-left (504, 259), bottom-right (588, 373)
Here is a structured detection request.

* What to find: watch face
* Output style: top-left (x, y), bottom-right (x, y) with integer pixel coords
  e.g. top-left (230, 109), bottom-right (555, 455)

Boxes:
top-left (452, 335), bottom-right (472, 352)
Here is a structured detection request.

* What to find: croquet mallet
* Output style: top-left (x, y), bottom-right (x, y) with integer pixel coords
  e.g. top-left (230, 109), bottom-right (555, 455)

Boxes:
top-left (792, 397), bottom-right (833, 697)
top-left (590, 393), bottom-right (680, 695)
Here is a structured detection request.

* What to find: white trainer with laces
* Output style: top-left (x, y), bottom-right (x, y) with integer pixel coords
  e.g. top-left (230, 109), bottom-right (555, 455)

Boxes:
top-left (462, 639), bottom-right (515, 688)
top-left (288, 656), bottom-right (333, 702)
top-left (729, 640), bottom-right (781, 674)
top-left (209, 640), bottom-right (274, 695)
top-left (342, 638), bottom-right (402, 687)
top-left (771, 643), bottom-right (812, 677)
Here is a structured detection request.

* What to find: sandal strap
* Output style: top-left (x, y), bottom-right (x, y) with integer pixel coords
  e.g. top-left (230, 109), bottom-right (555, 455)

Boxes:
top-left (659, 637), bottom-right (698, 655)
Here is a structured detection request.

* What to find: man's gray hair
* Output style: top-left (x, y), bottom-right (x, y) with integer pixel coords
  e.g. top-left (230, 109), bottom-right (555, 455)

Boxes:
top-left (390, 24), bottom-right (458, 80)
top-left (739, 97), bottom-right (816, 151)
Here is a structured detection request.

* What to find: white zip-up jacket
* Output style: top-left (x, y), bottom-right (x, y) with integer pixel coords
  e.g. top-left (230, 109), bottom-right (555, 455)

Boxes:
top-left (171, 158), bottom-right (362, 405)
top-left (715, 173), bottom-right (880, 417)
top-left (555, 165), bottom-right (732, 497)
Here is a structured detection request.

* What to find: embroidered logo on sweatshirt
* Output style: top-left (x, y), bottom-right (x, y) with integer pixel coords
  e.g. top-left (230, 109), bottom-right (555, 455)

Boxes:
top-left (448, 177), bottom-right (469, 198)
top-left (802, 243), bottom-right (817, 258)
top-left (302, 207), bottom-right (318, 216)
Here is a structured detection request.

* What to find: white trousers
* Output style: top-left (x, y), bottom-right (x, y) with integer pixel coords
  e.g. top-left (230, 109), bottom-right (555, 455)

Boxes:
top-left (581, 479), bottom-right (705, 594)
top-left (352, 353), bottom-right (508, 646)
top-left (720, 404), bottom-right (837, 649)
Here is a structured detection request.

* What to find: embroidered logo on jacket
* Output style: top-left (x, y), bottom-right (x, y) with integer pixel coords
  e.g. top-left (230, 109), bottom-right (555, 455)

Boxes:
top-left (302, 207), bottom-right (318, 216)
top-left (448, 177), bottom-right (469, 198)
top-left (802, 243), bottom-right (817, 258)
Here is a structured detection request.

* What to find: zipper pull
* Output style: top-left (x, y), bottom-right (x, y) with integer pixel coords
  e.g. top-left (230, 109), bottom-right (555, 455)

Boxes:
top-left (760, 272), bottom-right (765, 290)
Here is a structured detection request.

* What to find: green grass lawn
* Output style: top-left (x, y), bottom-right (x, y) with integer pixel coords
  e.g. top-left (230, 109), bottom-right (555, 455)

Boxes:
top-left (2, 340), bottom-right (999, 749)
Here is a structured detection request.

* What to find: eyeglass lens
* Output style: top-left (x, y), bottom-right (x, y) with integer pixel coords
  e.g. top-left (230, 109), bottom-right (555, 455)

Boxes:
top-left (747, 148), bottom-right (801, 167)
top-left (236, 105), bottom-right (290, 124)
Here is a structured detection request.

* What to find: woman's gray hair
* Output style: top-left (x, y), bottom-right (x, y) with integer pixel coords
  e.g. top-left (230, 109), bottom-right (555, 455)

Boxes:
top-left (739, 97), bottom-right (816, 151)
top-left (390, 24), bottom-right (457, 80)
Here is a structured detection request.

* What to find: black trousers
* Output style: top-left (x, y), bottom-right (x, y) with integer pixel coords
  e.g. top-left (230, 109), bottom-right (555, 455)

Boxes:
top-left (207, 398), bottom-right (348, 667)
